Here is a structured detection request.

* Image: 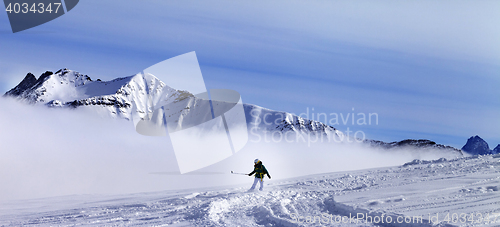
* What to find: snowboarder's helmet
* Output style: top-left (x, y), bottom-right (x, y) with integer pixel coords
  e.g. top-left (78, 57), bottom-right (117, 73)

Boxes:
top-left (254, 159), bottom-right (260, 164)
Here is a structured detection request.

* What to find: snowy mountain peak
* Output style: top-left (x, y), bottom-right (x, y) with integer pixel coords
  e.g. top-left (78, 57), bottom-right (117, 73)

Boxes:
top-left (242, 104), bottom-right (343, 138)
top-left (5, 69), bottom-right (341, 137)
top-left (461, 135), bottom-right (492, 155)
top-left (4, 69), bottom-right (95, 104)
top-left (53, 68), bottom-right (93, 87)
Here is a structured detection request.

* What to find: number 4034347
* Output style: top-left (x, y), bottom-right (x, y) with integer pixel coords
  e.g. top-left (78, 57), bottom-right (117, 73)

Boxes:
top-left (5, 2), bottom-right (62, 14)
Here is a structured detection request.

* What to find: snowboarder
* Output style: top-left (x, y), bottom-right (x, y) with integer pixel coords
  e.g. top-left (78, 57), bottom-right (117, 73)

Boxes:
top-left (248, 159), bottom-right (271, 191)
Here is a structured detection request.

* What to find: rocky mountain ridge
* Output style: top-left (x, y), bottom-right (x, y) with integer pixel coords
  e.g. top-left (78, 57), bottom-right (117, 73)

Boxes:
top-left (461, 135), bottom-right (499, 155)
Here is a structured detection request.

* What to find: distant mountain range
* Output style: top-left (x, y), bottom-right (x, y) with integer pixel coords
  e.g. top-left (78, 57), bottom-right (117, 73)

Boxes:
top-left (4, 69), bottom-right (495, 157)
top-left (4, 69), bottom-right (341, 138)
top-left (367, 139), bottom-right (464, 155)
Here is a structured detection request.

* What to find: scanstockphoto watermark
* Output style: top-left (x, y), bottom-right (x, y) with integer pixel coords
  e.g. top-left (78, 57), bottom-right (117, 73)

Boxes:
top-left (290, 212), bottom-right (423, 225)
top-left (290, 212), bottom-right (500, 225)
top-left (249, 127), bottom-right (366, 145)
top-left (294, 107), bottom-right (378, 127)
top-left (249, 107), bottom-right (379, 144)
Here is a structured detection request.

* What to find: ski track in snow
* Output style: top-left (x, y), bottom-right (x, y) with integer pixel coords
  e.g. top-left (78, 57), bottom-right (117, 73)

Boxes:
top-left (1, 154), bottom-right (499, 227)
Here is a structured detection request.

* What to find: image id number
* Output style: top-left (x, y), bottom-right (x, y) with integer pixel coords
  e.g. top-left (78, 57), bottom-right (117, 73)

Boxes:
top-left (6, 2), bottom-right (62, 14)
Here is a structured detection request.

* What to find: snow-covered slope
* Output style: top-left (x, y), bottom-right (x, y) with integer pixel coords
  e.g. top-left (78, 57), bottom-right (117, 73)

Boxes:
top-left (1, 154), bottom-right (498, 226)
top-left (2, 69), bottom-right (496, 227)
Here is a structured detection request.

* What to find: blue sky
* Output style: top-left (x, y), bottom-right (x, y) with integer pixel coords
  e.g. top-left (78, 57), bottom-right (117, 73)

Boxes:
top-left (0, 0), bottom-right (498, 148)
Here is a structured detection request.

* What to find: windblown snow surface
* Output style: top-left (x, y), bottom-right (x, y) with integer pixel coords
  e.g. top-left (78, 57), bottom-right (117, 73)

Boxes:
top-left (0, 154), bottom-right (498, 227)
top-left (0, 71), bottom-right (497, 226)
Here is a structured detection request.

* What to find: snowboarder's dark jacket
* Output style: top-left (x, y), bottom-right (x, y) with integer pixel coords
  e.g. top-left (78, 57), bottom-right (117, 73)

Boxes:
top-left (249, 162), bottom-right (271, 179)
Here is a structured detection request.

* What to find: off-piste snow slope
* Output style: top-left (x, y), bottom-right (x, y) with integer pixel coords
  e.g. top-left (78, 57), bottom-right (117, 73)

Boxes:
top-left (0, 154), bottom-right (498, 226)
top-left (2, 69), bottom-right (494, 227)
